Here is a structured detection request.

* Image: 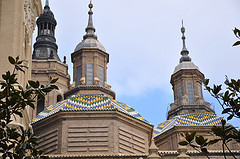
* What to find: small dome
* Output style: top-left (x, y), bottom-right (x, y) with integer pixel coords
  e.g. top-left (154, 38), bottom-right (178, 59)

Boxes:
top-left (36, 5), bottom-right (56, 26)
top-left (74, 38), bottom-right (106, 52)
top-left (173, 61), bottom-right (199, 74)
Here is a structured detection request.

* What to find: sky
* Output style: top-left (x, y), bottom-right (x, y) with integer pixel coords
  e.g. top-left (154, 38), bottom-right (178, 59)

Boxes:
top-left (34, 0), bottom-right (240, 128)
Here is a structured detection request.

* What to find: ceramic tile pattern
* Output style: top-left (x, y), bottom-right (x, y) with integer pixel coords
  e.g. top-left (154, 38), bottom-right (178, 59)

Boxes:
top-left (153, 112), bottom-right (223, 137)
top-left (31, 94), bottom-right (148, 124)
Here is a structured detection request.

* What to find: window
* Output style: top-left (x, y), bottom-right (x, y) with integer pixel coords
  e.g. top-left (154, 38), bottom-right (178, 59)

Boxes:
top-left (86, 64), bottom-right (93, 85)
top-left (57, 95), bottom-right (62, 102)
top-left (198, 86), bottom-right (202, 97)
top-left (187, 83), bottom-right (194, 104)
top-left (76, 65), bottom-right (82, 86)
top-left (98, 66), bottom-right (104, 87)
top-left (37, 96), bottom-right (44, 115)
top-left (177, 86), bottom-right (182, 105)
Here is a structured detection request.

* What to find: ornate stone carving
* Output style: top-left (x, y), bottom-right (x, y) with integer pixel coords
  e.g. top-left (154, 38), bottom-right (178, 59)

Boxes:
top-left (24, 0), bottom-right (38, 44)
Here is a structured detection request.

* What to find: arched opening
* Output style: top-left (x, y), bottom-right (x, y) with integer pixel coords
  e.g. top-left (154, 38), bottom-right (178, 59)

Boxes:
top-left (57, 95), bottom-right (63, 102)
top-left (37, 96), bottom-right (45, 115)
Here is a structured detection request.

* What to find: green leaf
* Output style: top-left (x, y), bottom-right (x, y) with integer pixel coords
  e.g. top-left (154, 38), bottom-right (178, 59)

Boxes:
top-left (42, 86), bottom-right (54, 93)
top-left (233, 27), bottom-right (240, 38)
top-left (222, 108), bottom-right (231, 114)
top-left (227, 115), bottom-right (233, 120)
top-left (50, 85), bottom-right (59, 90)
top-left (196, 136), bottom-right (206, 145)
top-left (8, 56), bottom-right (15, 64)
top-left (208, 139), bottom-right (220, 145)
top-left (233, 41), bottom-right (240, 47)
top-left (201, 148), bottom-right (209, 154)
top-left (204, 79), bottom-right (209, 86)
top-left (28, 80), bottom-right (39, 88)
top-left (179, 141), bottom-right (188, 146)
top-left (50, 78), bottom-right (59, 84)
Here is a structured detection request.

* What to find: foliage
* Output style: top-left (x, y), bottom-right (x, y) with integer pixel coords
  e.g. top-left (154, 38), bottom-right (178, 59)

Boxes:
top-left (179, 28), bottom-right (240, 159)
top-left (204, 78), bottom-right (240, 120)
top-left (179, 119), bottom-right (239, 159)
top-left (233, 28), bottom-right (240, 46)
top-left (0, 56), bottom-right (58, 159)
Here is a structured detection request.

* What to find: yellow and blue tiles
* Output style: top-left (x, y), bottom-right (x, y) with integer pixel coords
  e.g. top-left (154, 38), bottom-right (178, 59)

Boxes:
top-left (153, 112), bottom-right (223, 137)
top-left (31, 94), bottom-right (148, 124)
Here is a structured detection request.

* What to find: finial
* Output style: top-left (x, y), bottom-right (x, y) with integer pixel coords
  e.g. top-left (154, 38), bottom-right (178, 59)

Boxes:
top-left (89, 1), bottom-right (93, 9)
top-left (179, 20), bottom-right (191, 63)
top-left (181, 20), bottom-right (185, 34)
top-left (45, 0), bottom-right (49, 7)
top-left (83, 1), bottom-right (97, 40)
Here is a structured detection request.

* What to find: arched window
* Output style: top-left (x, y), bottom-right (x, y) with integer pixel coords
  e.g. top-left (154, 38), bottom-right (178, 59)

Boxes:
top-left (57, 95), bottom-right (63, 102)
top-left (187, 83), bottom-right (194, 104)
top-left (177, 85), bottom-right (182, 105)
top-left (37, 96), bottom-right (45, 115)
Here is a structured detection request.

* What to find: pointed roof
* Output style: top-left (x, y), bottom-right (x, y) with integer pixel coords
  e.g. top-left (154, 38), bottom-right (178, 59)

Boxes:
top-left (74, 1), bottom-right (106, 52)
top-left (173, 22), bottom-right (199, 73)
top-left (31, 94), bottom-right (150, 125)
top-left (37, 0), bottom-right (56, 25)
top-left (83, 1), bottom-right (97, 40)
top-left (179, 20), bottom-right (191, 63)
top-left (153, 112), bottom-right (223, 137)
top-left (45, 0), bottom-right (49, 7)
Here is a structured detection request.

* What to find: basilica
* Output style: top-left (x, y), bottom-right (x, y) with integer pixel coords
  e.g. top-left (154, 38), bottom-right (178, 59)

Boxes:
top-left (0, 0), bottom-right (239, 158)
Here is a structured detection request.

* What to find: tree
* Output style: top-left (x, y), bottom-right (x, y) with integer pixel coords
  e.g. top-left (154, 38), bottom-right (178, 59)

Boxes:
top-left (0, 56), bottom-right (58, 159)
top-left (179, 28), bottom-right (240, 159)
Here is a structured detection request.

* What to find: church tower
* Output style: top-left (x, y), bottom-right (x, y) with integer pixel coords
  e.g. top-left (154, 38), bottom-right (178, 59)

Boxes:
top-left (167, 23), bottom-right (214, 119)
top-left (65, 2), bottom-right (115, 99)
top-left (31, 0), bottom-right (70, 119)
top-left (32, 0), bottom-right (59, 61)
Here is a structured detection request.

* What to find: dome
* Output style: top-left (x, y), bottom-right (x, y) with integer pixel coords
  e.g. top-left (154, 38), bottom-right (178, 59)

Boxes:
top-left (31, 94), bottom-right (148, 124)
top-left (36, 5), bottom-right (56, 26)
top-left (74, 38), bottom-right (106, 52)
top-left (173, 61), bottom-right (199, 74)
top-left (153, 112), bottom-right (223, 137)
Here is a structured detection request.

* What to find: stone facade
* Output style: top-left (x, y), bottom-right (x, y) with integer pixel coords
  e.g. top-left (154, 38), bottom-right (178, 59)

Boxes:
top-left (154, 126), bottom-right (240, 151)
top-left (168, 68), bottom-right (214, 119)
top-left (0, 0), bottom-right (41, 85)
top-left (32, 110), bottom-right (153, 155)
top-left (31, 1), bottom-right (70, 119)
top-left (31, 59), bottom-right (70, 119)
top-left (0, 0), bottom-right (42, 129)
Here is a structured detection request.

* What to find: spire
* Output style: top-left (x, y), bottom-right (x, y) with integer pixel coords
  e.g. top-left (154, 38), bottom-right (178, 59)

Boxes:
top-left (44, 0), bottom-right (50, 10)
top-left (83, 1), bottom-right (98, 40)
top-left (180, 20), bottom-right (191, 63)
top-left (45, 0), bottom-right (49, 7)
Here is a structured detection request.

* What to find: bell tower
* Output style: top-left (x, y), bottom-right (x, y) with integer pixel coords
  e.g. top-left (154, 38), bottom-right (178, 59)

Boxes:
top-left (167, 22), bottom-right (214, 119)
top-left (65, 2), bottom-right (115, 99)
top-left (31, 0), bottom-right (70, 119)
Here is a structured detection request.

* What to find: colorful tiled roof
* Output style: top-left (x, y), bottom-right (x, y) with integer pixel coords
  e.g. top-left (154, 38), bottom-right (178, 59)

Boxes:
top-left (31, 94), bottom-right (149, 124)
top-left (153, 112), bottom-right (223, 137)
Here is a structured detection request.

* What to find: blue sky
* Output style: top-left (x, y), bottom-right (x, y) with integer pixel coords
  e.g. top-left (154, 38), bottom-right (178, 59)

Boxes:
top-left (35, 0), bottom-right (240, 128)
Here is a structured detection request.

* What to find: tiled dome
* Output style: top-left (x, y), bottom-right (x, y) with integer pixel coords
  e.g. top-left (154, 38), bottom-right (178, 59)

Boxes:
top-left (153, 112), bottom-right (223, 137)
top-left (31, 94), bottom-right (148, 124)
